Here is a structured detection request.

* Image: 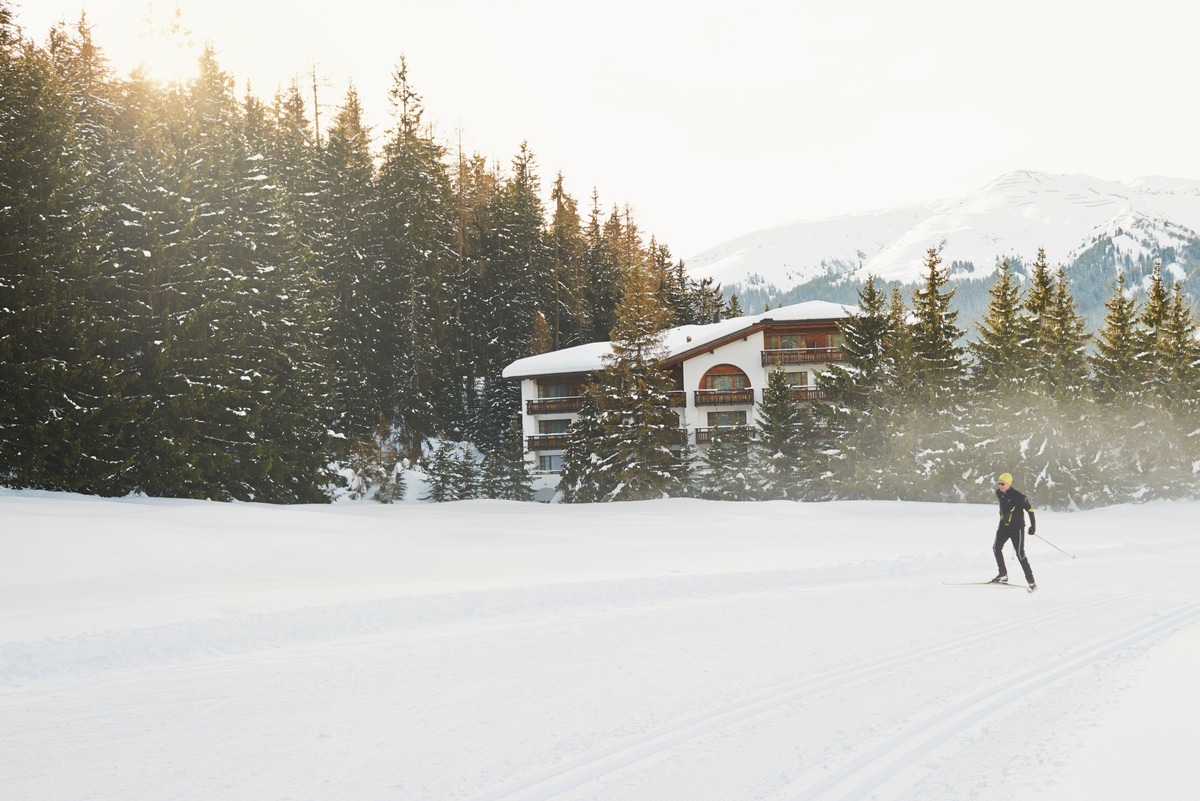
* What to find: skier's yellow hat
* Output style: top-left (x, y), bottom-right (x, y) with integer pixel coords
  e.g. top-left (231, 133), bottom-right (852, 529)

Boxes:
top-left (998, 472), bottom-right (1013, 485)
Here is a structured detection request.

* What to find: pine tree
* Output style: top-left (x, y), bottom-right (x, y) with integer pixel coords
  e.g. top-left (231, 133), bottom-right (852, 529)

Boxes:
top-left (547, 172), bottom-right (590, 348)
top-left (1136, 262), bottom-right (1196, 406)
top-left (488, 142), bottom-right (553, 369)
top-left (1041, 267), bottom-right (1092, 402)
top-left (1018, 247), bottom-right (1056, 389)
top-left (557, 387), bottom-right (609, 503)
top-left (753, 369), bottom-right (804, 499)
top-left (1092, 273), bottom-right (1140, 404)
top-left (423, 439), bottom-right (458, 502)
top-left (449, 149), bottom-right (499, 445)
top-left (582, 194), bottom-right (624, 341)
top-left (909, 248), bottom-right (966, 408)
top-left (817, 276), bottom-right (891, 495)
top-left (726, 294), bottom-right (744, 318)
top-left (317, 84), bottom-right (377, 441)
top-left (592, 263), bottom-right (684, 501)
top-left (478, 415), bottom-right (533, 501)
top-left (1158, 283), bottom-right (1200, 407)
top-left (820, 275), bottom-right (890, 415)
top-left (697, 426), bottom-right (755, 501)
top-left (0, 18), bottom-right (130, 493)
top-left (347, 413), bottom-right (405, 502)
top-left (370, 57), bottom-right (459, 458)
top-left (970, 260), bottom-right (1024, 393)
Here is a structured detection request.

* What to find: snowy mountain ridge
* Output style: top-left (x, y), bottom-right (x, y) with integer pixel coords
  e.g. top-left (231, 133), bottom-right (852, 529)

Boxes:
top-left (687, 171), bottom-right (1200, 294)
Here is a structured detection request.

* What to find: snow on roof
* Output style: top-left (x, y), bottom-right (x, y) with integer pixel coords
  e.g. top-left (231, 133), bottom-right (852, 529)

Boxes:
top-left (502, 300), bottom-right (856, 379)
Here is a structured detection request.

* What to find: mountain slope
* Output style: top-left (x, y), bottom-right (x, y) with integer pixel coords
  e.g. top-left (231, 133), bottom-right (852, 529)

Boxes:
top-left (687, 171), bottom-right (1200, 295)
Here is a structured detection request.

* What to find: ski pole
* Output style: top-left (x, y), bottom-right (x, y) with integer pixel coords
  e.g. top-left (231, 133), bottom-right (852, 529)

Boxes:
top-left (1034, 533), bottom-right (1075, 559)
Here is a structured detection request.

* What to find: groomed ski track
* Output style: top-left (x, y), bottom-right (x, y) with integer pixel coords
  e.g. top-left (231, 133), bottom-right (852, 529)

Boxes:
top-left (2, 498), bottom-right (1198, 801)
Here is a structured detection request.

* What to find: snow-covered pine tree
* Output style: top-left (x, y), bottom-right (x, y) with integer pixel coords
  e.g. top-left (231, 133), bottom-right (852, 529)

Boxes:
top-left (317, 85), bottom-right (378, 442)
top-left (447, 445), bottom-right (480, 501)
top-left (488, 143), bottom-right (554, 370)
top-left (1017, 247), bottom-right (1056, 390)
top-left (347, 413), bottom-right (405, 502)
top-left (593, 263), bottom-right (684, 501)
top-left (370, 58), bottom-right (459, 459)
top-left (753, 369), bottom-right (805, 499)
top-left (697, 425), bottom-right (755, 501)
top-left (548, 172), bottom-right (591, 349)
top-left (1121, 267), bottom-right (1200, 499)
top-left (1042, 266), bottom-right (1092, 401)
top-left (815, 276), bottom-right (891, 497)
top-left (478, 415), bottom-right (533, 501)
top-left (909, 248), bottom-right (967, 408)
top-left (422, 439), bottom-right (458, 503)
top-left (1159, 282), bottom-right (1200, 409)
top-left (557, 387), bottom-right (609, 503)
top-left (0, 17), bottom-right (151, 494)
top-left (969, 260), bottom-right (1024, 393)
top-left (1020, 265), bottom-right (1104, 507)
top-left (1091, 273), bottom-right (1140, 404)
top-left (582, 197), bottom-right (625, 342)
top-left (1136, 262), bottom-right (1199, 406)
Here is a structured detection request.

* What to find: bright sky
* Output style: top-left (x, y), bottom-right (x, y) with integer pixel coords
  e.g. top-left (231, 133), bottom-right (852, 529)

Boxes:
top-left (13, 0), bottom-right (1200, 259)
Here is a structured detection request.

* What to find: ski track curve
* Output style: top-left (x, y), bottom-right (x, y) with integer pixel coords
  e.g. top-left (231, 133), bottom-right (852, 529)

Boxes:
top-left (468, 593), bottom-right (1140, 801)
top-left (782, 601), bottom-right (1200, 801)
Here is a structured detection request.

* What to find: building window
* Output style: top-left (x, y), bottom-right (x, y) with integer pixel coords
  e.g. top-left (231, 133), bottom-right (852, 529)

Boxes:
top-left (538, 382), bottom-right (571, 398)
top-left (538, 454), bottom-right (563, 472)
top-left (781, 371), bottom-right (809, 387)
top-left (705, 373), bottom-right (747, 391)
top-left (539, 419), bottom-right (570, 435)
top-left (766, 333), bottom-right (805, 350)
top-left (701, 366), bottom-right (750, 391)
top-left (707, 411), bottom-right (747, 427)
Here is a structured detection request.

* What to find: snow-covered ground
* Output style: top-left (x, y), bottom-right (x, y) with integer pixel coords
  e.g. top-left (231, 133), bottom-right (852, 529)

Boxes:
top-left (2, 489), bottom-right (1197, 800)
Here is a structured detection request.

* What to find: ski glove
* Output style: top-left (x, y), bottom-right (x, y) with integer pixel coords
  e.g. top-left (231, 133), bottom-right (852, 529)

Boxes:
top-left (1029, 527), bottom-right (1036, 536)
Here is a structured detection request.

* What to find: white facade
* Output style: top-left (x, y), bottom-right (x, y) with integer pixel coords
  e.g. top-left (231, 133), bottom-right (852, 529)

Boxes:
top-left (502, 301), bottom-right (854, 473)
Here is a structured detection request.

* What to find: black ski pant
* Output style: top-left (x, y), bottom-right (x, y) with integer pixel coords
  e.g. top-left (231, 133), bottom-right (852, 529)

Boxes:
top-left (993, 526), bottom-right (1035, 584)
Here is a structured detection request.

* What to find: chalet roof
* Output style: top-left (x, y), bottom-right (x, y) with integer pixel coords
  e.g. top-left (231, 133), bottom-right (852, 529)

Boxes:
top-left (501, 300), bottom-right (855, 380)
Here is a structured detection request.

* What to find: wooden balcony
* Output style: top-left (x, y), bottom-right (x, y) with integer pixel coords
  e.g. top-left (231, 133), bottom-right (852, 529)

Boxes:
top-left (789, 387), bottom-right (828, 402)
top-left (761, 347), bottom-right (845, 366)
top-left (694, 388), bottom-right (755, 406)
top-left (527, 429), bottom-right (688, 451)
top-left (694, 426), bottom-right (757, 445)
top-left (527, 434), bottom-right (569, 451)
top-left (667, 390), bottom-right (686, 408)
top-left (526, 396), bottom-right (584, 415)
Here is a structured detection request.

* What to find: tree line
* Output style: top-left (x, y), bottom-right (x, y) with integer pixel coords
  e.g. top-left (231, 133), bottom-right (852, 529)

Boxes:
top-left (559, 245), bottom-right (1200, 509)
top-left (0, 9), bottom-right (726, 501)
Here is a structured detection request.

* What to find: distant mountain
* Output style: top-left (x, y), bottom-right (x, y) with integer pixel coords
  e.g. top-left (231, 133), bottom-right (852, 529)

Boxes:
top-left (686, 171), bottom-right (1200, 331)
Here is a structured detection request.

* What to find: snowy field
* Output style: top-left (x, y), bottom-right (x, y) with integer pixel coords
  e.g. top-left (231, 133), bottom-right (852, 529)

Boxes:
top-left (2, 489), bottom-right (1198, 801)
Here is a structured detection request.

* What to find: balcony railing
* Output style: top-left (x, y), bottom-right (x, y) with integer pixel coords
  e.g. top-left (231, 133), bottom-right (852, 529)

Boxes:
top-left (667, 390), bottom-right (686, 408)
top-left (694, 426), bottom-right (757, 445)
top-left (527, 396), bottom-right (584, 415)
top-left (694, 388), bottom-right (755, 406)
top-left (527, 429), bottom-right (689, 452)
top-left (527, 433), bottom-right (569, 451)
top-left (761, 347), bottom-right (845, 366)
top-left (789, 387), bottom-right (828, 402)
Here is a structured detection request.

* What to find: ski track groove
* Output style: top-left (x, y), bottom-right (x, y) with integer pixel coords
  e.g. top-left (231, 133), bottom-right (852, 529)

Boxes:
top-left (784, 601), bottom-right (1200, 801)
top-left (469, 593), bottom-right (1138, 801)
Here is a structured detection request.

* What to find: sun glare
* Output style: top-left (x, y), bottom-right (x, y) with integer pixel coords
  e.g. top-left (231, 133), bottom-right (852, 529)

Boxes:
top-left (134, 3), bottom-right (200, 87)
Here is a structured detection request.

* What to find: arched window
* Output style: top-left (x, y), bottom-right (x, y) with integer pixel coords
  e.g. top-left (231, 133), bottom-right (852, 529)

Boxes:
top-left (700, 364), bottom-right (751, 391)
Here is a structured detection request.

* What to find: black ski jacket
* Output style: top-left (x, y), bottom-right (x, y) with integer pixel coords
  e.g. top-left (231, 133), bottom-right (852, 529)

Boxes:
top-left (996, 486), bottom-right (1035, 533)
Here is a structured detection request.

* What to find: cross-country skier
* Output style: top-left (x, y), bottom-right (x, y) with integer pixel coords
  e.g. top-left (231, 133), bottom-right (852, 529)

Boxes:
top-left (991, 472), bottom-right (1037, 591)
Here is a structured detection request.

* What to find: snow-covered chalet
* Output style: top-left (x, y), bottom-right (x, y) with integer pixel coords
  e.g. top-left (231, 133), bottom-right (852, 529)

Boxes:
top-left (502, 300), bottom-right (854, 473)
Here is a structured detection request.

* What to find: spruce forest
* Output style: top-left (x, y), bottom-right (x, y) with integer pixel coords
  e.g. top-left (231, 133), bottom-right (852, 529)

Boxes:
top-left (0, 11), bottom-right (724, 502)
top-left (3, 10), bottom-right (1199, 509)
